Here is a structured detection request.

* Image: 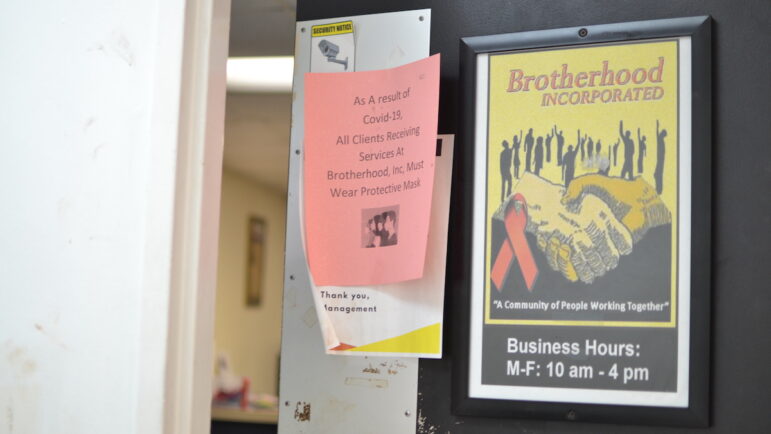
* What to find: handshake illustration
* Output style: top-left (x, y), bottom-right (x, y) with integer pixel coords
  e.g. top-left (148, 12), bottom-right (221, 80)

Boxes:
top-left (496, 173), bottom-right (671, 284)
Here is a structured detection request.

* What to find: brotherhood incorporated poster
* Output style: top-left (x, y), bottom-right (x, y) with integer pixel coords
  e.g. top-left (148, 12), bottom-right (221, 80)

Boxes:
top-left (469, 39), bottom-right (692, 407)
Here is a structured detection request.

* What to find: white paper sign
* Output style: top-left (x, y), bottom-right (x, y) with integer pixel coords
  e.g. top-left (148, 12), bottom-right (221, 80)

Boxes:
top-left (302, 135), bottom-right (453, 358)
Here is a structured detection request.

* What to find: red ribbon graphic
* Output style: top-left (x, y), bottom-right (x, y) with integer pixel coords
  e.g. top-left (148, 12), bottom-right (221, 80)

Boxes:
top-left (491, 193), bottom-right (539, 292)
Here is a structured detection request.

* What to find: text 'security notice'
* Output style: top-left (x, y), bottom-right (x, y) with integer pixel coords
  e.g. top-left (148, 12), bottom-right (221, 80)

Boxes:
top-left (304, 55), bottom-right (440, 286)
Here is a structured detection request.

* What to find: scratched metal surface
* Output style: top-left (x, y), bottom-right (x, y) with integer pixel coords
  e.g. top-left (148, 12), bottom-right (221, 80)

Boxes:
top-left (278, 10), bottom-right (431, 434)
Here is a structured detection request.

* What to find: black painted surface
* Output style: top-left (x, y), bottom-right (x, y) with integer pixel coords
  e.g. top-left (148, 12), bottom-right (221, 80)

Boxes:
top-left (297, 1), bottom-right (771, 432)
top-left (211, 420), bottom-right (277, 434)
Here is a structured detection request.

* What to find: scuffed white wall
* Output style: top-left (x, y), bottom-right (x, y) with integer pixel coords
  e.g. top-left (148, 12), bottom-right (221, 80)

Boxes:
top-left (0, 1), bottom-right (189, 432)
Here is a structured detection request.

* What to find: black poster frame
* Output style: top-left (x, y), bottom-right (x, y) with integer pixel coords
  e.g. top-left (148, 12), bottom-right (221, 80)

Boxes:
top-left (452, 16), bottom-right (711, 427)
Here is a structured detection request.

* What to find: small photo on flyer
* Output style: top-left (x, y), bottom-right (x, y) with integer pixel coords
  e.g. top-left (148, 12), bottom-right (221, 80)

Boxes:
top-left (361, 205), bottom-right (399, 248)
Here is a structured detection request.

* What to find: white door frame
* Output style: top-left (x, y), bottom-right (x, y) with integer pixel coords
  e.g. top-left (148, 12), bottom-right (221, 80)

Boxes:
top-left (160, 0), bottom-right (231, 433)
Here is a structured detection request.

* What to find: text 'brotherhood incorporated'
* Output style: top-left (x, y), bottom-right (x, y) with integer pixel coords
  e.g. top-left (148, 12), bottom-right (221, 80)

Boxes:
top-left (507, 58), bottom-right (667, 106)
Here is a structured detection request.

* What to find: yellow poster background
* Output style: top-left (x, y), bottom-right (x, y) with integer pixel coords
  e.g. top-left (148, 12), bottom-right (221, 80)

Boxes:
top-left (485, 39), bottom-right (679, 327)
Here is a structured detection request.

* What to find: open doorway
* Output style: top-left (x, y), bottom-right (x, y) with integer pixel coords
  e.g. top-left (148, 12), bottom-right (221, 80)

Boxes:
top-left (210, 1), bottom-right (295, 433)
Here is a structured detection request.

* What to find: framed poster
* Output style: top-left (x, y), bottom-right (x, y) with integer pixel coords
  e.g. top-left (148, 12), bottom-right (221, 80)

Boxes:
top-left (453, 17), bottom-right (711, 426)
top-left (246, 216), bottom-right (266, 306)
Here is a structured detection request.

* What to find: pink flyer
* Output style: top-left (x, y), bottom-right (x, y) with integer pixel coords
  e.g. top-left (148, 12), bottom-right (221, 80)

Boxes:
top-left (304, 54), bottom-right (440, 286)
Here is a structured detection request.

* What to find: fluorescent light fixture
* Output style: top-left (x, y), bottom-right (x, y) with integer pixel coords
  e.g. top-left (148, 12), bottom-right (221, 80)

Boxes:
top-left (227, 56), bottom-right (294, 93)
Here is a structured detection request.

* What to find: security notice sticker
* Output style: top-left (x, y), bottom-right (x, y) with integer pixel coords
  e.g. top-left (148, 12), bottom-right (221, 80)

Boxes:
top-left (469, 38), bottom-right (692, 407)
top-left (310, 21), bottom-right (355, 72)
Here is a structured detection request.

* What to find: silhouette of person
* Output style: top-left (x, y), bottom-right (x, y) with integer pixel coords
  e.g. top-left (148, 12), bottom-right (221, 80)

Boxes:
top-left (534, 136), bottom-right (544, 176)
top-left (524, 128), bottom-right (534, 172)
top-left (587, 136), bottom-right (594, 159)
top-left (595, 140), bottom-right (610, 175)
top-left (654, 120), bottom-right (668, 194)
top-left (555, 126), bottom-right (565, 166)
top-left (579, 131), bottom-right (586, 161)
top-left (499, 140), bottom-right (513, 202)
top-left (598, 142), bottom-right (611, 175)
top-left (619, 120), bottom-right (635, 180)
top-left (545, 131), bottom-right (553, 163)
top-left (380, 210), bottom-right (398, 246)
top-left (613, 139), bottom-right (620, 167)
top-left (364, 218), bottom-right (376, 248)
top-left (562, 144), bottom-right (578, 186)
top-left (637, 127), bottom-right (647, 174)
top-left (372, 214), bottom-right (384, 247)
top-left (513, 131), bottom-right (522, 179)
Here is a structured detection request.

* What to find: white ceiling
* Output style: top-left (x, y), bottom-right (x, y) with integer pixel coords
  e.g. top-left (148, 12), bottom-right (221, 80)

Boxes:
top-left (223, 0), bottom-right (297, 191)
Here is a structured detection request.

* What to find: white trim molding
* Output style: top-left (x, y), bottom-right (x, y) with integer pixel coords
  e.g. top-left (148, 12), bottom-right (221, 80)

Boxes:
top-left (159, 0), bottom-right (231, 433)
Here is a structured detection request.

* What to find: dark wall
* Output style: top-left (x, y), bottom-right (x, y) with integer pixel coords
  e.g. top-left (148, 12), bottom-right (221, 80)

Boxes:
top-left (297, 1), bottom-right (771, 433)
top-left (212, 421), bottom-right (277, 434)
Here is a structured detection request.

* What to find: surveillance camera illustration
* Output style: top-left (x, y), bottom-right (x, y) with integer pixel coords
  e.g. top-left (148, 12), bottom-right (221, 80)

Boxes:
top-left (318, 39), bottom-right (348, 70)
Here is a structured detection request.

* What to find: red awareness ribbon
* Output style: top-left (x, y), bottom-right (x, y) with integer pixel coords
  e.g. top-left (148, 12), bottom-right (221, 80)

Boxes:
top-left (491, 193), bottom-right (539, 292)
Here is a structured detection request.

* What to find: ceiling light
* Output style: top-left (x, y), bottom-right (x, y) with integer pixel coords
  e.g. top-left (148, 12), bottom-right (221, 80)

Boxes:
top-left (226, 56), bottom-right (294, 93)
